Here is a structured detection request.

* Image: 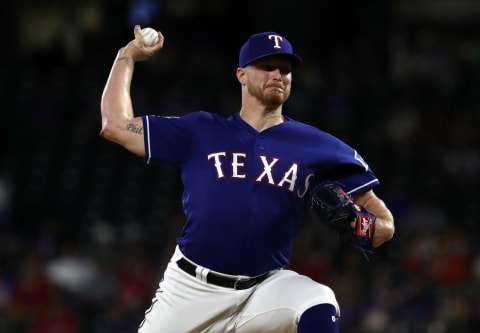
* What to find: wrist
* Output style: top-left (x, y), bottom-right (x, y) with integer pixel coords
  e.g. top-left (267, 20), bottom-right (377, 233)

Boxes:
top-left (116, 56), bottom-right (133, 65)
top-left (116, 47), bottom-right (135, 65)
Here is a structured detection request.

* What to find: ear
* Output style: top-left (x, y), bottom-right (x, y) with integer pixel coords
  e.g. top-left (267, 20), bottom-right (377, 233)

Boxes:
top-left (236, 68), bottom-right (246, 85)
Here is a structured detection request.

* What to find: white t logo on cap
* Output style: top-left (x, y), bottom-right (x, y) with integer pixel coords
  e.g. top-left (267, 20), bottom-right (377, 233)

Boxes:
top-left (268, 35), bottom-right (283, 49)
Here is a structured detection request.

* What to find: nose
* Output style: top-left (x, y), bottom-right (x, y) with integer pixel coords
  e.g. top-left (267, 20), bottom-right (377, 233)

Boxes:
top-left (271, 68), bottom-right (283, 80)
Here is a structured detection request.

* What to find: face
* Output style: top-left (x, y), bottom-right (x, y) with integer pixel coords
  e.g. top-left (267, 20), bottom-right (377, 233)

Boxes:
top-left (241, 56), bottom-right (293, 108)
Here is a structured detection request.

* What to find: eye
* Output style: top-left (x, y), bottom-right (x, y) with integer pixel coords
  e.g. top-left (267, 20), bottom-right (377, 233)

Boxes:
top-left (255, 64), bottom-right (274, 71)
top-left (278, 66), bottom-right (291, 75)
top-left (256, 64), bottom-right (291, 75)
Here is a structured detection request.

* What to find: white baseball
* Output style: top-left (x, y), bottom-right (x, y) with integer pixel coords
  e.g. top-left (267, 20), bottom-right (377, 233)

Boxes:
top-left (141, 27), bottom-right (159, 46)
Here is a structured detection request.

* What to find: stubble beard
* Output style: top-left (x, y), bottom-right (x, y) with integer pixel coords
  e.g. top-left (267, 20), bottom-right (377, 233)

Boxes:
top-left (248, 84), bottom-right (290, 110)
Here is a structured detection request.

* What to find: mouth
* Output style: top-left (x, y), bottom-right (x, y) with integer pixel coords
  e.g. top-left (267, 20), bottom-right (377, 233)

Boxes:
top-left (265, 85), bottom-right (284, 92)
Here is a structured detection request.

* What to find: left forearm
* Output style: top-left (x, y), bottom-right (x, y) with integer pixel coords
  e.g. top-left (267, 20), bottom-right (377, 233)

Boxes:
top-left (354, 190), bottom-right (395, 247)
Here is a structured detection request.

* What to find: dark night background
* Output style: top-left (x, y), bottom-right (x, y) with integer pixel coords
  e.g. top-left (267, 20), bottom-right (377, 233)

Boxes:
top-left (1, 0), bottom-right (480, 332)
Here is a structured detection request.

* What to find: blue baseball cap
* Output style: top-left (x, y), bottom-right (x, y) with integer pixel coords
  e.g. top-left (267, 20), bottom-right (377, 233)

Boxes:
top-left (239, 32), bottom-right (303, 68)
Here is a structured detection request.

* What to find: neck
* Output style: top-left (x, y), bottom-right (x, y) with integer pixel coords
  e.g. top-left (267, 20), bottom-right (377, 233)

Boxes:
top-left (239, 108), bottom-right (285, 132)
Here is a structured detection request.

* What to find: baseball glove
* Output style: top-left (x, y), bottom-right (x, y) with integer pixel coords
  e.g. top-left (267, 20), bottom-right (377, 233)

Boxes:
top-left (309, 180), bottom-right (376, 258)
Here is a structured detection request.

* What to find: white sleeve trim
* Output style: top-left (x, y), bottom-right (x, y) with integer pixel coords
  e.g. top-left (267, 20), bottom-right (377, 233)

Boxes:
top-left (346, 178), bottom-right (378, 195)
top-left (145, 116), bottom-right (152, 164)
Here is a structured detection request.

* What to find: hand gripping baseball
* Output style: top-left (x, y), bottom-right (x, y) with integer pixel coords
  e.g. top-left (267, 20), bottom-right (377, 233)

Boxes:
top-left (309, 181), bottom-right (376, 257)
top-left (123, 25), bottom-right (164, 62)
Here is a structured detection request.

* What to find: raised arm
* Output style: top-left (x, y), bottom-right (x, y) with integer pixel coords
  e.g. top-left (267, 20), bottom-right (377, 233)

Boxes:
top-left (100, 25), bottom-right (164, 156)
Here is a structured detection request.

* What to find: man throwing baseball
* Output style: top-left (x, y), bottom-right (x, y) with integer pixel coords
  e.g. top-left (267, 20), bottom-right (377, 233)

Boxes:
top-left (100, 25), bottom-right (395, 333)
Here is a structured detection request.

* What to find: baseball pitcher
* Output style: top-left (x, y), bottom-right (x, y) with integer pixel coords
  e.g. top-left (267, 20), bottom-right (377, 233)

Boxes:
top-left (100, 25), bottom-right (395, 333)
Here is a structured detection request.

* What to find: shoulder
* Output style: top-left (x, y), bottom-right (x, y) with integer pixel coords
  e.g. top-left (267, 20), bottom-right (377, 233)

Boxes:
top-left (145, 110), bottom-right (226, 123)
top-left (284, 117), bottom-right (340, 143)
top-left (183, 110), bottom-right (228, 122)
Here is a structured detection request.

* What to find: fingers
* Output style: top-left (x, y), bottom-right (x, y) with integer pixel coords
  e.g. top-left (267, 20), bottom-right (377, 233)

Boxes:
top-left (133, 25), bottom-right (143, 42)
top-left (156, 31), bottom-right (165, 49)
top-left (136, 25), bottom-right (164, 49)
top-left (126, 25), bottom-right (164, 61)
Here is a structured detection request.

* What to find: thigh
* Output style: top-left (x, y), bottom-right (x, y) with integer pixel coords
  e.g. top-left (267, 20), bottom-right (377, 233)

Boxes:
top-left (234, 270), bottom-right (340, 333)
top-left (138, 253), bottom-right (253, 333)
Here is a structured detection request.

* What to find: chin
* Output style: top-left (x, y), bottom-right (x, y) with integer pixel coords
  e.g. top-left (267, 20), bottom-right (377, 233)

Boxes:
top-left (264, 94), bottom-right (287, 107)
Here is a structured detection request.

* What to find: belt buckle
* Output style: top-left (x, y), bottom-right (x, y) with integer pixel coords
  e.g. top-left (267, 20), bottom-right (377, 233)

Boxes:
top-left (233, 278), bottom-right (242, 289)
top-left (234, 277), bottom-right (256, 290)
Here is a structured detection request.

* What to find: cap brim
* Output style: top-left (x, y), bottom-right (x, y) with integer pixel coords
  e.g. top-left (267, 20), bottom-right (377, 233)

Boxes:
top-left (244, 52), bottom-right (303, 68)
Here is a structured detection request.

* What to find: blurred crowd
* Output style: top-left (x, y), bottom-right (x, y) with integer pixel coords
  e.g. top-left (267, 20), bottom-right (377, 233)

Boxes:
top-left (1, 0), bottom-right (480, 332)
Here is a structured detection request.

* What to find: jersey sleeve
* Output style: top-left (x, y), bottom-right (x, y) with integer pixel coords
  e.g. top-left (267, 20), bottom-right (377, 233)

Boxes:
top-left (328, 139), bottom-right (380, 195)
top-left (142, 114), bottom-right (193, 164)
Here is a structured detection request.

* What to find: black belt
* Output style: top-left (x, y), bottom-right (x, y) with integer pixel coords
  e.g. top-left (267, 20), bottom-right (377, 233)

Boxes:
top-left (176, 257), bottom-right (270, 290)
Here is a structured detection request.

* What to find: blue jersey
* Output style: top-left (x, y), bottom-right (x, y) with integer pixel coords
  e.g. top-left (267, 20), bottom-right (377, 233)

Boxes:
top-left (143, 111), bottom-right (379, 276)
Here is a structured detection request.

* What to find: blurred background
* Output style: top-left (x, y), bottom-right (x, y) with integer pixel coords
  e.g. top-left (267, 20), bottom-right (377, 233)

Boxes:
top-left (1, 0), bottom-right (480, 332)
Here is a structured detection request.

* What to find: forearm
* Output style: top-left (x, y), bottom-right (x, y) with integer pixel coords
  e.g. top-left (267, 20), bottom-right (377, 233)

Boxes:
top-left (100, 49), bottom-right (135, 142)
top-left (371, 215), bottom-right (394, 247)
top-left (354, 190), bottom-right (395, 247)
